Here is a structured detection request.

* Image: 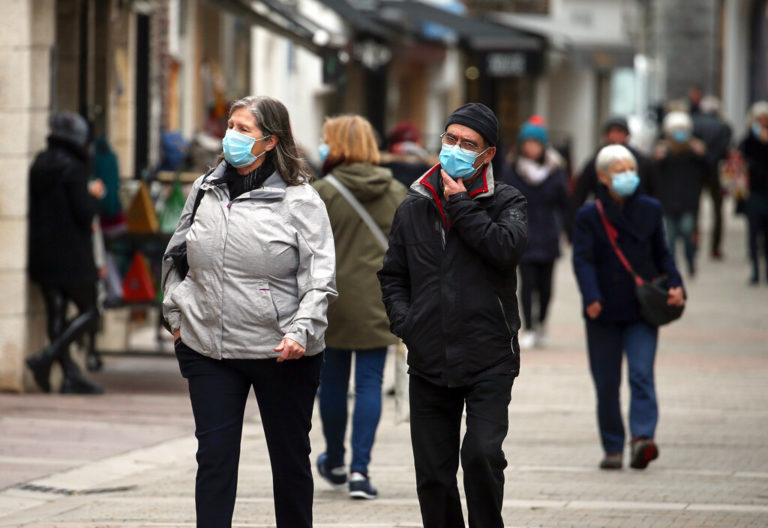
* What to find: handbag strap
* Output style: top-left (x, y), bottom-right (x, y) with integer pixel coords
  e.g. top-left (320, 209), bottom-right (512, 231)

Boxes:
top-left (594, 199), bottom-right (644, 286)
top-left (325, 174), bottom-right (389, 250)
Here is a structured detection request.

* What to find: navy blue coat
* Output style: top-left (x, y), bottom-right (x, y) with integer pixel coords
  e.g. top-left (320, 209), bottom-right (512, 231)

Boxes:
top-left (502, 163), bottom-right (568, 262)
top-left (572, 186), bottom-right (683, 323)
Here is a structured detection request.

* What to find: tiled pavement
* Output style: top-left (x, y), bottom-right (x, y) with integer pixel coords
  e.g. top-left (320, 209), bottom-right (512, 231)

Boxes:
top-left (1, 203), bottom-right (767, 527)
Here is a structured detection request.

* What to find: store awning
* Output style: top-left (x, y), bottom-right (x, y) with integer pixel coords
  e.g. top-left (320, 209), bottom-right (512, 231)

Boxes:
top-left (491, 12), bottom-right (635, 70)
top-left (378, 0), bottom-right (544, 52)
top-left (320, 0), bottom-right (397, 40)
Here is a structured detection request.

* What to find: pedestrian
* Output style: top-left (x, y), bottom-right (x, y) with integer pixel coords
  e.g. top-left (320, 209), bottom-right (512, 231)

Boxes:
top-left (738, 101), bottom-right (768, 284)
top-left (26, 111), bottom-right (105, 395)
top-left (569, 116), bottom-right (656, 237)
top-left (161, 96), bottom-right (337, 528)
top-left (379, 121), bottom-right (437, 188)
top-left (312, 115), bottom-right (407, 500)
top-left (378, 102), bottom-right (528, 528)
top-left (502, 116), bottom-right (568, 349)
top-left (692, 96), bottom-right (732, 260)
top-left (651, 111), bottom-right (710, 277)
top-left (572, 144), bottom-right (685, 470)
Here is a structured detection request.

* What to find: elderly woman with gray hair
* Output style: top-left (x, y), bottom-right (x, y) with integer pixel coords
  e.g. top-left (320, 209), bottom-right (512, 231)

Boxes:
top-left (161, 96), bottom-right (337, 527)
top-left (572, 144), bottom-right (685, 471)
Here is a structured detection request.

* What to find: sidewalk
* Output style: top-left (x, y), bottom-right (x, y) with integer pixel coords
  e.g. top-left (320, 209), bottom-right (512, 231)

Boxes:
top-left (1, 203), bottom-right (767, 527)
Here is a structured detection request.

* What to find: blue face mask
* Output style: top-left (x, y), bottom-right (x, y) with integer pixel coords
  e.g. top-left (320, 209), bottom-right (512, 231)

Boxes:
top-left (439, 144), bottom-right (488, 180)
top-left (672, 129), bottom-right (690, 143)
top-left (318, 143), bottom-right (330, 163)
top-left (222, 129), bottom-right (270, 168)
top-left (754, 123), bottom-right (763, 138)
top-left (611, 170), bottom-right (640, 197)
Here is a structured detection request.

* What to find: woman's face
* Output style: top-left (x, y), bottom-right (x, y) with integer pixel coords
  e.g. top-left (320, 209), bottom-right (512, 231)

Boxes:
top-left (598, 158), bottom-right (636, 187)
top-left (521, 139), bottom-right (543, 160)
top-left (228, 107), bottom-right (275, 156)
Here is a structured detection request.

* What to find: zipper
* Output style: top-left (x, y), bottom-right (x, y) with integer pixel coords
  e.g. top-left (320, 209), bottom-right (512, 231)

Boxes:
top-left (218, 188), bottom-right (232, 359)
top-left (497, 296), bottom-right (512, 334)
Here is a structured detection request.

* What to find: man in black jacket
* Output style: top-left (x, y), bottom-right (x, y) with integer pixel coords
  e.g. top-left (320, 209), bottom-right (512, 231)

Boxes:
top-left (377, 103), bottom-right (527, 528)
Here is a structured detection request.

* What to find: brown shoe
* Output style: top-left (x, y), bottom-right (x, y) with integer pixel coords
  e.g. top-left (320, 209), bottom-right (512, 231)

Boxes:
top-left (599, 452), bottom-right (623, 470)
top-left (630, 438), bottom-right (658, 469)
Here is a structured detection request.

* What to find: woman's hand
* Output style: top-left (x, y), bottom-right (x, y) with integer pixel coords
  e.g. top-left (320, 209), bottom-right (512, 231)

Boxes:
top-left (667, 287), bottom-right (685, 307)
top-left (173, 329), bottom-right (182, 348)
top-left (586, 301), bottom-right (602, 319)
top-left (275, 337), bottom-right (306, 362)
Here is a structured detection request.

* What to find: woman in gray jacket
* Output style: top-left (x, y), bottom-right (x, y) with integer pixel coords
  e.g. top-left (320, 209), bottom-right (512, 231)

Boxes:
top-left (162, 96), bottom-right (337, 528)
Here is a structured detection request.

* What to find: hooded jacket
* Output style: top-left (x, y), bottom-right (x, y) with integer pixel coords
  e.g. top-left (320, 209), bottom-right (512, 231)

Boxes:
top-left (313, 163), bottom-right (407, 349)
top-left (28, 137), bottom-right (98, 286)
top-left (161, 161), bottom-right (337, 360)
top-left (377, 163), bottom-right (528, 387)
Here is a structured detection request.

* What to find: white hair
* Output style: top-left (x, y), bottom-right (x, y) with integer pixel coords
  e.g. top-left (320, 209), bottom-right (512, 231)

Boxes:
top-left (749, 101), bottom-right (768, 123)
top-left (596, 144), bottom-right (636, 175)
top-left (700, 95), bottom-right (721, 115)
top-left (662, 111), bottom-right (693, 135)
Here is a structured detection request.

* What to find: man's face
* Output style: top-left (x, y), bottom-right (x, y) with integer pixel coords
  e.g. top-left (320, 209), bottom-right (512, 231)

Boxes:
top-left (443, 123), bottom-right (496, 173)
top-left (604, 126), bottom-right (629, 145)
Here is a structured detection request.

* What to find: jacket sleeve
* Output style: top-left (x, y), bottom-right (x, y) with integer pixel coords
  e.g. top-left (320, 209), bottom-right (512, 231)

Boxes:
top-left (377, 204), bottom-right (411, 338)
top-left (444, 186), bottom-right (528, 270)
top-left (161, 175), bottom-right (205, 332)
top-left (651, 208), bottom-right (684, 290)
top-left (568, 157), bottom-right (597, 238)
top-left (63, 163), bottom-right (99, 232)
top-left (572, 208), bottom-right (602, 307)
top-left (284, 190), bottom-right (338, 349)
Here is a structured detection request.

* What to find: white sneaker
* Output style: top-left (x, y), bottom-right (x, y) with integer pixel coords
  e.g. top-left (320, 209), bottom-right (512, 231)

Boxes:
top-left (535, 325), bottom-right (548, 348)
top-left (519, 330), bottom-right (537, 349)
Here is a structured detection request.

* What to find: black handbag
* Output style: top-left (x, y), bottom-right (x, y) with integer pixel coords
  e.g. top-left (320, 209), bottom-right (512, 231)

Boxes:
top-left (595, 199), bottom-right (684, 327)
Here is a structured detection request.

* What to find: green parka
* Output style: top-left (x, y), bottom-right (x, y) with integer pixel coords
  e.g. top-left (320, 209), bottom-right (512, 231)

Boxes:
top-left (313, 162), bottom-right (407, 349)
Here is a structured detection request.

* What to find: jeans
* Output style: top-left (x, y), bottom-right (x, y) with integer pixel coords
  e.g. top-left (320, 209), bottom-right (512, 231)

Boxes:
top-left (176, 344), bottom-right (322, 528)
top-left (410, 372), bottom-right (514, 528)
top-left (318, 347), bottom-right (387, 475)
top-left (585, 319), bottom-right (659, 453)
top-left (664, 212), bottom-right (697, 274)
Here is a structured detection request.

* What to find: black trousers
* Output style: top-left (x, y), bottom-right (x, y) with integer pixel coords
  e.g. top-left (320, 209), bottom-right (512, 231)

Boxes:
top-left (409, 372), bottom-right (515, 528)
top-left (40, 283), bottom-right (98, 371)
top-left (519, 261), bottom-right (555, 330)
top-left (176, 344), bottom-right (323, 528)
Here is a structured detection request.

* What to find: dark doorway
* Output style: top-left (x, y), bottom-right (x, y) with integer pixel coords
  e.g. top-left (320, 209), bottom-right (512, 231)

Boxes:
top-left (134, 13), bottom-right (150, 179)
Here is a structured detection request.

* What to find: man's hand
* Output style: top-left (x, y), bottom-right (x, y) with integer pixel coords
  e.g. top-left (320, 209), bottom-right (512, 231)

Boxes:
top-left (275, 337), bottom-right (306, 362)
top-left (88, 179), bottom-right (106, 199)
top-left (667, 287), bottom-right (685, 307)
top-left (442, 169), bottom-right (466, 198)
top-left (586, 301), bottom-right (602, 319)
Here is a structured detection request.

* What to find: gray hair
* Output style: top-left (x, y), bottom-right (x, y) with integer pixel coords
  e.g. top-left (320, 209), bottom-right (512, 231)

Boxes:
top-left (227, 96), bottom-right (312, 185)
top-left (595, 144), bottom-right (636, 175)
top-left (749, 101), bottom-right (768, 123)
top-left (662, 111), bottom-right (693, 135)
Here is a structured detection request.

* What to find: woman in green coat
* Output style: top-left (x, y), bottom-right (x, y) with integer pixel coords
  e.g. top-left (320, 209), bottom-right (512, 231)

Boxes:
top-left (313, 115), bottom-right (407, 500)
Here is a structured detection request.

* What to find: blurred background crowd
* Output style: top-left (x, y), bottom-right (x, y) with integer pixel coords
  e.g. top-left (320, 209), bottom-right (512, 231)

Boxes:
top-left (2, 0), bottom-right (767, 392)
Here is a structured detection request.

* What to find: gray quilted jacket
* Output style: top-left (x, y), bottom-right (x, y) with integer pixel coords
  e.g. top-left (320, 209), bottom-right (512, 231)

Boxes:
top-left (161, 162), bottom-right (337, 360)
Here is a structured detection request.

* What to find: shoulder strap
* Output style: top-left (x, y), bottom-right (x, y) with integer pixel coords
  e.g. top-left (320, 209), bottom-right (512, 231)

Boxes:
top-left (189, 170), bottom-right (214, 226)
top-left (324, 174), bottom-right (388, 250)
top-left (594, 199), bottom-right (644, 286)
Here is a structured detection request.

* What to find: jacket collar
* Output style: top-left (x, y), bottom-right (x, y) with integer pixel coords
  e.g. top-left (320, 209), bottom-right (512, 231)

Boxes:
top-left (596, 186), bottom-right (655, 241)
top-left (409, 162), bottom-right (495, 199)
top-left (201, 161), bottom-right (288, 200)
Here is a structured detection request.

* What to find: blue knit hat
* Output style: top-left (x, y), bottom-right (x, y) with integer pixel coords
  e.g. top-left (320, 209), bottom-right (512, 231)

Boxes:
top-left (518, 121), bottom-right (547, 145)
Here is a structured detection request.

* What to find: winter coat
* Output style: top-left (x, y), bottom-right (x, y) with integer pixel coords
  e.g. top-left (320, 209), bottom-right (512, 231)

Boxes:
top-left (569, 144), bottom-right (656, 236)
top-left (28, 137), bottom-right (98, 287)
top-left (502, 148), bottom-right (568, 262)
top-left (313, 163), bottom-right (407, 350)
top-left (377, 163), bottom-right (528, 387)
top-left (161, 161), bottom-right (337, 360)
top-left (572, 186), bottom-right (683, 324)
top-left (650, 146), bottom-right (709, 216)
top-left (739, 132), bottom-right (768, 195)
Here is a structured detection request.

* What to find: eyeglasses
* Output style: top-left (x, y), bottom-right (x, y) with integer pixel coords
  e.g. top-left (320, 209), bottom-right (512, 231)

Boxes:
top-left (440, 132), bottom-right (484, 155)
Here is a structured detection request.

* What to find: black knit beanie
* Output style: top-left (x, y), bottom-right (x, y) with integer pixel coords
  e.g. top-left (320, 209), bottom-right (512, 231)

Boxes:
top-left (444, 103), bottom-right (499, 147)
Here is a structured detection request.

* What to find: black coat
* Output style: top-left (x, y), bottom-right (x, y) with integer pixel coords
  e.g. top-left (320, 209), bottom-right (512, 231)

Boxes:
top-left (28, 137), bottom-right (98, 286)
top-left (377, 164), bottom-right (528, 387)
top-left (650, 147), bottom-right (709, 216)
top-left (739, 133), bottom-right (768, 195)
top-left (572, 186), bottom-right (683, 323)
top-left (502, 160), bottom-right (568, 262)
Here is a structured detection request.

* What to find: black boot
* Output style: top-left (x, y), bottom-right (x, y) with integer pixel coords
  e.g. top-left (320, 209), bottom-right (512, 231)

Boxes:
top-left (26, 353), bottom-right (54, 393)
top-left (60, 352), bottom-right (103, 395)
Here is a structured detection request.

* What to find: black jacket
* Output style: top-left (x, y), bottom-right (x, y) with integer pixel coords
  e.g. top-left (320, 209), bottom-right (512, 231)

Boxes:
top-left (28, 137), bottom-right (98, 286)
top-left (650, 147), bottom-right (709, 216)
top-left (377, 164), bottom-right (528, 387)
top-left (739, 132), bottom-right (768, 195)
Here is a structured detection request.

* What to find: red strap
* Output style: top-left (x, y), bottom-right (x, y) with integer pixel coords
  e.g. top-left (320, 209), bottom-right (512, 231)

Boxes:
top-left (595, 200), bottom-right (644, 286)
